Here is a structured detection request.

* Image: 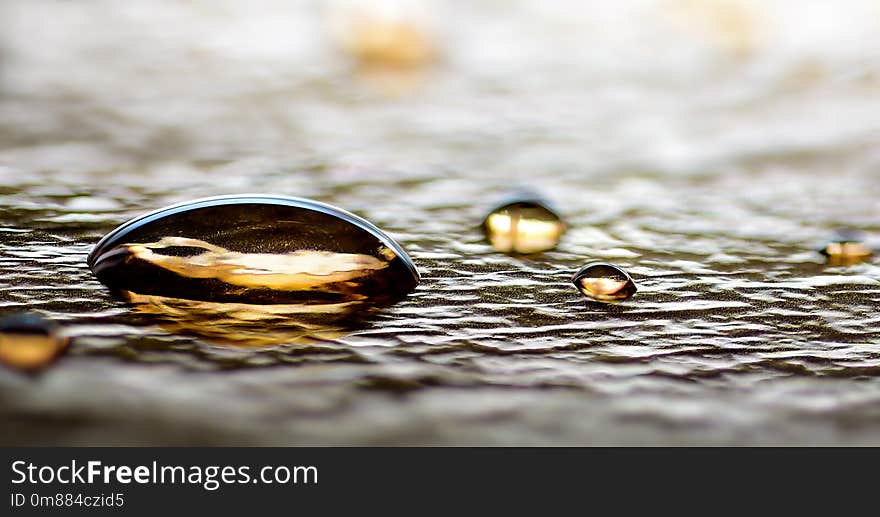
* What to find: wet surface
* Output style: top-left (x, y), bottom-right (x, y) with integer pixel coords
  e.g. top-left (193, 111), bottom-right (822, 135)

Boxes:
top-left (1, 0), bottom-right (880, 444)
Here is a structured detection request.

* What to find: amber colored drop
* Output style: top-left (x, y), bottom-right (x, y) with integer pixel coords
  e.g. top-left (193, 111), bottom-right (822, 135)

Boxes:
top-left (482, 198), bottom-right (565, 255)
top-left (819, 229), bottom-right (874, 266)
top-left (572, 262), bottom-right (637, 303)
top-left (0, 313), bottom-right (69, 372)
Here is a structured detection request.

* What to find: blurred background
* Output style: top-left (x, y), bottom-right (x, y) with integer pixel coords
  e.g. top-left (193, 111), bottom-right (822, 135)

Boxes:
top-left (1, 0), bottom-right (880, 445)
top-left (2, 0), bottom-right (879, 177)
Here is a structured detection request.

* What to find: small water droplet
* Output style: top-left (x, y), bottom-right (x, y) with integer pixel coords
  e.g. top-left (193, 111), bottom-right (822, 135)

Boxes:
top-left (0, 313), bottom-right (68, 372)
top-left (482, 198), bottom-right (565, 254)
top-left (572, 262), bottom-right (637, 303)
top-left (819, 229), bottom-right (873, 266)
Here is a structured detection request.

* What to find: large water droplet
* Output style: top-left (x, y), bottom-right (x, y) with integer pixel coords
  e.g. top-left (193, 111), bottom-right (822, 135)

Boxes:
top-left (88, 195), bottom-right (420, 313)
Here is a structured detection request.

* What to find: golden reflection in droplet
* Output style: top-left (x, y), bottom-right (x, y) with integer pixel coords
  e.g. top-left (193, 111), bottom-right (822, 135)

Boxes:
top-left (575, 277), bottom-right (632, 303)
top-left (484, 208), bottom-right (565, 255)
top-left (128, 236), bottom-right (387, 295)
top-left (126, 292), bottom-right (355, 349)
top-left (0, 333), bottom-right (68, 372)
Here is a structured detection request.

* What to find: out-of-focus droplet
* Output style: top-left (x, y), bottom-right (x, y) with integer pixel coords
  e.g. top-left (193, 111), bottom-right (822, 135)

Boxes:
top-left (572, 262), bottom-right (637, 303)
top-left (819, 229), bottom-right (874, 266)
top-left (0, 313), bottom-right (69, 372)
top-left (87, 195), bottom-right (420, 311)
top-left (482, 196), bottom-right (565, 255)
top-left (669, 0), bottom-right (761, 60)
top-left (327, 1), bottom-right (438, 69)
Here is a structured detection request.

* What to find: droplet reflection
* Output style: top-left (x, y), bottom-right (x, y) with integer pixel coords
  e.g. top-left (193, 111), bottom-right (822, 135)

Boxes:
top-left (126, 237), bottom-right (392, 297)
top-left (126, 292), bottom-right (354, 349)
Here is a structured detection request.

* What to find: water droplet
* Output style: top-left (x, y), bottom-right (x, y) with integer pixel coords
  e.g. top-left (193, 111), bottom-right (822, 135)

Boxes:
top-left (818, 229), bottom-right (873, 266)
top-left (88, 195), bottom-right (420, 310)
top-left (327, 1), bottom-right (438, 69)
top-left (482, 197), bottom-right (565, 254)
top-left (572, 262), bottom-right (637, 303)
top-left (0, 313), bottom-right (68, 372)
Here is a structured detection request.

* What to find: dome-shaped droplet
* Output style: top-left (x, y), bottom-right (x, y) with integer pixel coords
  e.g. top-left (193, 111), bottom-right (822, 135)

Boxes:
top-left (0, 313), bottom-right (68, 372)
top-left (818, 228), bottom-right (873, 265)
top-left (572, 262), bottom-right (637, 303)
top-left (482, 196), bottom-right (565, 254)
top-left (87, 195), bottom-right (420, 310)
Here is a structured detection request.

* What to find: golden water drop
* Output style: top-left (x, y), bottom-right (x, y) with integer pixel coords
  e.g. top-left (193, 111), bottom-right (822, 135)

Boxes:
top-left (819, 229), bottom-right (874, 266)
top-left (572, 262), bottom-right (637, 303)
top-left (483, 199), bottom-right (565, 255)
top-left (0, 313), bottom-right (68, 372)
top-left (327, 1), bottom-right (437, 69)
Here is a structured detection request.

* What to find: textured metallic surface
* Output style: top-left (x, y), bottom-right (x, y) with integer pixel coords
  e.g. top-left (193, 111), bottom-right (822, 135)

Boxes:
top-left (1, 0), bottom-right (880, 444)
